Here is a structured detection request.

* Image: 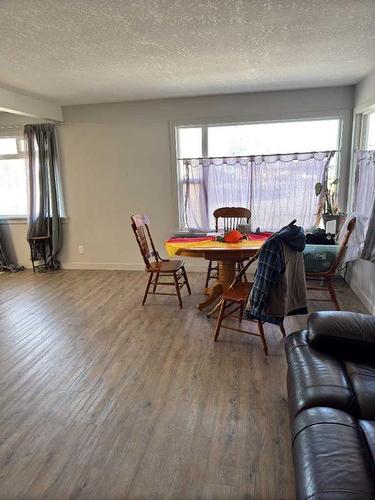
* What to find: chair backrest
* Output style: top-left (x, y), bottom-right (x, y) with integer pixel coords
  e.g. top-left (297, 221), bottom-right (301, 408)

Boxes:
top-left (329, 216), bottom-right (356, 274)
top-left (213, 207), bottom-right (251, 232)
top-left (130, 214), bottom-right (158, 269)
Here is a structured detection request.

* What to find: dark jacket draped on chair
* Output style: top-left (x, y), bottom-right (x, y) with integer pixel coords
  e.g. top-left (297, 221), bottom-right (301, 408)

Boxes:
top-left (245, 224), bottom-right (308, 324)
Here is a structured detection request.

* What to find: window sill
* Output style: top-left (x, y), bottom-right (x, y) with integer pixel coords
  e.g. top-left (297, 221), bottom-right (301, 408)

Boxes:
top-left (0, 216), bottom-right (27, 225)
top-left (0, 216), bottom-right (69, 225)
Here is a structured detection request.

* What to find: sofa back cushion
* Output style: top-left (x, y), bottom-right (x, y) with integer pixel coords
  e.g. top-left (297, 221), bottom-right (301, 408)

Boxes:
top-left (307, 311), bottom-right (375, 361)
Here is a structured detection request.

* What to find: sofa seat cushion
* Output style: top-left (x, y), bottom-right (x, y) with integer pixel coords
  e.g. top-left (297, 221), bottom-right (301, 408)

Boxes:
top-left (292, 407), bottom-right (375, 500)
top-left (345, 361), bottom-right (375, 419)
top-left (285, 330), bottom-right (358, 418)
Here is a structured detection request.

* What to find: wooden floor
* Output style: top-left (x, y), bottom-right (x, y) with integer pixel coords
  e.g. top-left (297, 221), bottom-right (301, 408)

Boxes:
top-left (0, 270), bottom-right (367, 500)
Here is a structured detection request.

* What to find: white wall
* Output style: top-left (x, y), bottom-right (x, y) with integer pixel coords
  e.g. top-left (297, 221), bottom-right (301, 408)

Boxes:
top-left (355, 70), bottom-right (375, 111)
top-left (0, 85), bottom-right (62, 121)
top-left (1, 86), bottom-right (354, 271)
top-left (349, 69), bottom-right (375, 314)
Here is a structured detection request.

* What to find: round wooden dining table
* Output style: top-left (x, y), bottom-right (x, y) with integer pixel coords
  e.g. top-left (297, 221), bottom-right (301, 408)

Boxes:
top-left (165, 234), bottom-right (270, 310)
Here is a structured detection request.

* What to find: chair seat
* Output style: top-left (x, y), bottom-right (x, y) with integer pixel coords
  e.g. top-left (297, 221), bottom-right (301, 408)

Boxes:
top-left (221, 282), bottom-right (252, 302)
top-left (148, 260), bottom-right (184, 272)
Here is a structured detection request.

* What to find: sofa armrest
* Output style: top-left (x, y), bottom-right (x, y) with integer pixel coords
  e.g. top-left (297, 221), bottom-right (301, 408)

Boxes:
top-left (292, 407), bottom-right (375, 500)
top-left (285, 329), bottom-right (359, 418)
top-left (307, 311), bottom-right (375, 360)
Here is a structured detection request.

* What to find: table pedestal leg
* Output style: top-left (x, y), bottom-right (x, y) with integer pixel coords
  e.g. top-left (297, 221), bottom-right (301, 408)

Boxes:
top-left (197, 260), bottom-right (236, 311)
top-left (218, 261), bottom-right (236, 288)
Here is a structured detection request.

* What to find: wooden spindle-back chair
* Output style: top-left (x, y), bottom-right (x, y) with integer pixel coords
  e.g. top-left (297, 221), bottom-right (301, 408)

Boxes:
top-left (214, 207), bottom-right (252, 232)
top-left (213, 247), bottom-right (286, 355)
top-left (205, 207), bottom-right (251, 288)
top-left (131, 214), bottom-right (191, 308)
top-left (213, 219), bottom-right (299, 354)
top-left (306, 217), bottom-right (356, 311)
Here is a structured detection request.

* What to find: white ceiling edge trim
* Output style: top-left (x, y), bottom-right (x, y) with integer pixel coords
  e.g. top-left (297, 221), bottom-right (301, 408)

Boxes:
top-left (0, 86), bottom-right (62, 122)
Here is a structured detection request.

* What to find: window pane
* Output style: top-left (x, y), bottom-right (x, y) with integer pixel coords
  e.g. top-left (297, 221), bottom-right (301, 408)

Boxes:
top-left (177, 127), bottom-right (202, 158)
top-left (0, 158), bottom-right (27, 215)
top-left (17, 138), bottom-right (25, 153)
top-left (0, 138), bottom-right (18, 155)
top-left (207, 119), bottom-right (340, 156)
top-left (366, 112), bottom-right (375, 149)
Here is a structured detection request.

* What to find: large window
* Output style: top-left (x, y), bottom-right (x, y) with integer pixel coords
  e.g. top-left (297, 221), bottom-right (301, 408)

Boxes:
top-left (175, 118), bottom-right (342, 229)
top-left (0, 135), bottom-right (27, 217)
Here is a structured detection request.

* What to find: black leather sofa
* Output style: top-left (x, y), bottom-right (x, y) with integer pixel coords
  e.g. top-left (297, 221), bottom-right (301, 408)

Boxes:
top-left (285, 311), bottom-right (375, 500)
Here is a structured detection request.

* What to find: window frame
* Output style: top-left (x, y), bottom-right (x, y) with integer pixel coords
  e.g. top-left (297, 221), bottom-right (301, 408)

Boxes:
top-left (171, 115), bottom-right (344, 231)
top-left (0, 132), bottom-right (28, 220)
top-left (348, 104), bottom-right (375, 211)
top-left (360, 110), bottom-right (375, 149)
top-left (0, 129), bottom-right (67, 223)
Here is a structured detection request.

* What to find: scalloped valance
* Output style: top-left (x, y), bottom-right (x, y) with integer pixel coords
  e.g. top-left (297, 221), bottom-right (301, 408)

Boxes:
top-left (182, 151), bottom-right (335, 168)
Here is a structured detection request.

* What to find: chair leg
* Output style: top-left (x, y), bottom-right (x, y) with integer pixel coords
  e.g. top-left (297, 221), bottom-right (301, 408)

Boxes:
top-left (257, 320), bottom-right (268, 355)
top-left (239, 303), bottom-right (244, 322)
top-left (214, 299), bottom-right (227, 341)
top-left (182, 266), bottom-right (191, 295)
top-left (42, 242), bottom-right (48, 270)
top-left (205, 261), bottom-right (212, 289)
top-left (173, 272), bottom-right (183, 309)
top-left (327, 278), bottom-right (340, 311)
top-left (30, 241), bottom-right (36, 273)
top-left (48, 237), bottom-right (53, 266)
top-left (142, 272), bottom-right (153, 305)
top-left (237, 261), bottom-right (248, 282)
top-left (152, 271), bottom-right (159, 293)
top-left (279, 322), bottom-right (286, 337)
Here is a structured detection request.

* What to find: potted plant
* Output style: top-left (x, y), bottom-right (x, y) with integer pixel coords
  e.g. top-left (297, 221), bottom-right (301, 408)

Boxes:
top-left (315, 177), bottom-right (346, 234)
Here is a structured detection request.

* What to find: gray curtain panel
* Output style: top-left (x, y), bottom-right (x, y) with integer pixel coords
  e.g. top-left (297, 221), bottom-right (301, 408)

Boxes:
top-left (0, 229), bottom-right (24, 272)
top-left (0, 230), bottom-right (11, 270)
top-left (24, 123), bottom-right (62, 270)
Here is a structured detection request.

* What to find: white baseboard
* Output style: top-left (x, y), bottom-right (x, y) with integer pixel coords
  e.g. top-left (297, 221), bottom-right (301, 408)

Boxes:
top-left (59, 261), bottom-right (207, 272)
top-left (350, 281), bottom-right (375, 314)
top-left (61, 262), bottom-right (144, 271)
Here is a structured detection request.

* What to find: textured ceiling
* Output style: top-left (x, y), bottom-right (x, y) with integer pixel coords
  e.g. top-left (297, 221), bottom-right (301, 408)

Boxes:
top-left (0, 0), bottom-right (374, 105)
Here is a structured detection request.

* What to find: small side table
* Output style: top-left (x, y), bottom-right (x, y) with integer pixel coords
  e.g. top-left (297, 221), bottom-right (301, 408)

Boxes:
top-left (28, 236), bottom-right (52, 272)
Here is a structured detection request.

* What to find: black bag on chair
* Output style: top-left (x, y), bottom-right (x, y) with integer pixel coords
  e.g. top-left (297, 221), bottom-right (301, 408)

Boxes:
top-left (305, 228), bottom-right (336, 245)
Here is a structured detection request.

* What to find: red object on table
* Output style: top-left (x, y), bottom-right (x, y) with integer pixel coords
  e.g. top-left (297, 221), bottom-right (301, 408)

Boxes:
top-left (224, 230), bottom-right (243, 243)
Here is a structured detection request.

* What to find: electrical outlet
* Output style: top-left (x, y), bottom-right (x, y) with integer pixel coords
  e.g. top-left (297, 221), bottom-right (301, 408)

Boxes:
top-left (78, 245), bottom-right (84, 255)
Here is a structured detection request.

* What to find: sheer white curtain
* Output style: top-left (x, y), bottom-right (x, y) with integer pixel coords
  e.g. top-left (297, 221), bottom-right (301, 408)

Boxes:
top-left (353, 150), bottom-right (375, 218)
top-left (183, 152), bottom-right (333, 231)
top-left (251, 153), bottom-right (332, 230)
top-left (353, 150), bottom-right (375, 262)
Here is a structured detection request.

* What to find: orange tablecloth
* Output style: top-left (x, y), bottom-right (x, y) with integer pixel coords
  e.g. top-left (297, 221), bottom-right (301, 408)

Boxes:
top-left (165, 233), bottom-right (271, 257)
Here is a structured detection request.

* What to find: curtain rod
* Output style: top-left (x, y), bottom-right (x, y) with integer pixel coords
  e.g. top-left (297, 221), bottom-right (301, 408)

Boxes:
top-left (178, 150), bottom-right (338, 161)
top-left (0, 123), bottom-right (64, 129)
